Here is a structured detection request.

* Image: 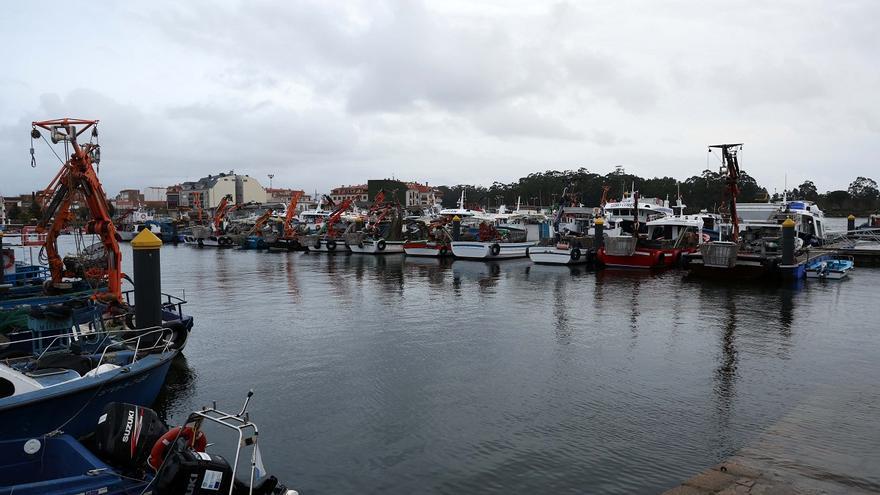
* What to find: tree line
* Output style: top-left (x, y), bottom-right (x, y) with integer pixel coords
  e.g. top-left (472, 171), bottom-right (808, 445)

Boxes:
top-left (436, 168), bottom-right (879, 216)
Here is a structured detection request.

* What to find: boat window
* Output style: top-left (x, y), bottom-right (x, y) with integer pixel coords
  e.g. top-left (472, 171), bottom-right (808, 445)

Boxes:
top-left (703, 217), bottom-right (715, 229)
top-left (0, 377), bottom-right (14, 398)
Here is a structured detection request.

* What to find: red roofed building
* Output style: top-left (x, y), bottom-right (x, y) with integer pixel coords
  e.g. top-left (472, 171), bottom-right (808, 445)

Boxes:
top-left (404, 182), bottom-right (438, 207)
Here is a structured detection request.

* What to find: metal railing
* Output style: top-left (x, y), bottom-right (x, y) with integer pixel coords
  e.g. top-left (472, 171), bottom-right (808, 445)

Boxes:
top-left (187, 391), bottom-right (267, 495)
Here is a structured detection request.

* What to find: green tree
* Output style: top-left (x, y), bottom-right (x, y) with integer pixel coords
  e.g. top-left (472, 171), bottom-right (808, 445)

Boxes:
top-left (7, 204), bottom-right (22, 221)
top-left (796, 181), bottom-right (819, 201)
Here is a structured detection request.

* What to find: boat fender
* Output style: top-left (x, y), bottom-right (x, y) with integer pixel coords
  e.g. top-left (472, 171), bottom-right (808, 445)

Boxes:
top-left (314, 238), bottom-right (322, 250)
top-left (377, 239), bottom-right (387, 251)
top-left (197, 239), bottom-right (204, 247)
top-left (571, 248), bottom-right (581, 261)
top-left (656, 252), bottom-right (665, 266)
top-left (148, 426), bottom-right (207, 471)
top-left (358, 241), bottom-right (365, 249)
top-left (490, 243), bottom-right (501, 256)
top-left (439, 246), bottom-right (448, 257)
top-left (327, 239), bottom-right (337, 251)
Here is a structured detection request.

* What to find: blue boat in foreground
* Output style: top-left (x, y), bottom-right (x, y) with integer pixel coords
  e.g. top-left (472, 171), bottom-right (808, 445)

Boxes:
top-left (0, 393), bottom-right (298, 495)
top-left (0, 328), bottom-right (177, 440)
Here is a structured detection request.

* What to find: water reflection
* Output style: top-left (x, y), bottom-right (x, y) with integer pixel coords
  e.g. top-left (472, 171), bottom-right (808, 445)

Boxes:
top-left (152, 354), bottom-right (198, 422)
top-left (713, 287), bottom-right (738, 434)
top-left (452, 260), bottom-right (503, 294)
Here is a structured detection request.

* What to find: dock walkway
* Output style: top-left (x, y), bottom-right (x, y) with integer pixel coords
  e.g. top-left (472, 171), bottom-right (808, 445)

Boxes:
top-left (663, 385), bottom-right (880, 494)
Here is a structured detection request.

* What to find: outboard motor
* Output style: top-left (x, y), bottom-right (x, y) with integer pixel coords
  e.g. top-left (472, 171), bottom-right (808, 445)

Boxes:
top-left (154, 446), bottom-right (234, 494)
top-left (94, 402), bottom-right (168, 469)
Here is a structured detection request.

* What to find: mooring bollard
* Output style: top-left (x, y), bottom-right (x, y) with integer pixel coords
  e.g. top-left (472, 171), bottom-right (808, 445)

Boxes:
top-left (131, 228), bottom-right (163, 329)
top-left (593, 217), bottom-right (605, 250)
top-left (847, 214), bottom-right (855, 232)
top-left (451, 215), bottom-right (461, 241)
top-left (782, 217), bottom-right (795, 266)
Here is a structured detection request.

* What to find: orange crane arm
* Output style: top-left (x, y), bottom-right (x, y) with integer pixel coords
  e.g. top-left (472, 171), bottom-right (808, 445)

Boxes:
top-left (326, 198), bottom-right (352, 236)
top-left (212, 195), bottom-right (232, 235)
top-left (283, 191), bottom-right (304, 238)
top-left (33, 118), bottom-right (123, 302)
top-left (247, 209), bottom-right (274, 236)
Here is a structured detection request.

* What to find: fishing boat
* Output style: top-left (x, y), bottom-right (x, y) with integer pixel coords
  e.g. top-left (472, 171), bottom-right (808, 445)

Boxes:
top-left (346, 190), bottom-right (406, 254)
top-left (529, 191), bottom-right (595, 265)
top-left (403, 218), bottom-right (452, 257)
top-left (451, 222), bottom-right (534, 260)
top-left (302, 197), bottom-right (352, 253)
top-left (597, 192), bottom-right (704, 269)
top-left (738, 199), bottom-right (827, 246)
top-left (0, 327), bottom-right (177, 441)
top-left (683, 143), bottom-right (808, 280)
top-left (805, 256), bottom-right (854, 280)
top-left (0, 392), bottom-right (298, 494)
top-left (601, 191), bottom-right (674, 236)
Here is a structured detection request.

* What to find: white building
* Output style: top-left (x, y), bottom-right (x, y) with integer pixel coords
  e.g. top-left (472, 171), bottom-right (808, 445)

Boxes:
top-left (180, 171), bottom-right (267, 209)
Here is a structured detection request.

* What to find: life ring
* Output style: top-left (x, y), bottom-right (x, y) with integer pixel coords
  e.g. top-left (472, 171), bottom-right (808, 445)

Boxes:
top-left (326, 239), bottom-right (337, 251)
top-left (438, 246), bottom-right (448, 257)
top-left (376, 239), bottom-right (387, 251)
top-left (148, 426), bottom-right (207, 471)
top-left (139, 213), bottom-right (148, 221)
top-left (571, 248), bottom-right (581, 261)
top-left (314, 238), bottom-right (322, 250)
top-left (489, 243), bottom-right (501, 256)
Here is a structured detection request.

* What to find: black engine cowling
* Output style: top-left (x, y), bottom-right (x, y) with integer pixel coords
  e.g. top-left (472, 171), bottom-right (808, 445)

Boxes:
top-left (94, 402), bottom-right (168, 469)
top-left (154, 446), bottom-right (234, 494)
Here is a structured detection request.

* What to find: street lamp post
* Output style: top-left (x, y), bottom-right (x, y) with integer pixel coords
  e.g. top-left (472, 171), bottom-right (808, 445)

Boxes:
top-left (268, 174), bottom-right (274, 189)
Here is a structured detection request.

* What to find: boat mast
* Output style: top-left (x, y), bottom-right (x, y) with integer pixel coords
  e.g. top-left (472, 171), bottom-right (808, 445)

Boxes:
top-left (708, 143), bottom-right (743, 243)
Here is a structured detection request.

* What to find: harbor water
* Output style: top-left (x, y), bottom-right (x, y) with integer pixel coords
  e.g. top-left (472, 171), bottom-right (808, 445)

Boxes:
top-left (103, 237), bottom-right (879, 494)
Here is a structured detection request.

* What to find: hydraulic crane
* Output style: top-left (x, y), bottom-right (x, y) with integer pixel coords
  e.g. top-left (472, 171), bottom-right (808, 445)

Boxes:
top-left (212, 195), bottom-right (233, 235)
top-left (709, 143), bottom-right (744, 243)
top-left (282, 191), bottom-right (304, 238)
top-left (324, 198), bottom-right (353, 237)
top-left (31, 118), bottom-right (123, 301)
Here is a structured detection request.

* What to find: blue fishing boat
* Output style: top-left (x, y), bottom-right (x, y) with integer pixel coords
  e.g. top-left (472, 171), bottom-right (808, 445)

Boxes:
top-left (0, 328), bottom-right (177, 440)
top-left (805, 256), bottom-right (854, 280)
top-left (0, 394), bottom-right (298, 494)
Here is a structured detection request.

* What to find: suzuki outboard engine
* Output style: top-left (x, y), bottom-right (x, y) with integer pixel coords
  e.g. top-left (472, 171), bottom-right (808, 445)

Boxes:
top-left (94, 402), bottom-right (168, 469)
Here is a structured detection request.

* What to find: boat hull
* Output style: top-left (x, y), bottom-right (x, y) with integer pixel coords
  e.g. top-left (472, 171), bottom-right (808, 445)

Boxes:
top-left (528, 246), bottom-right (588, 265)
top-left (0, 350), bottom-right (177, 440)
top-left (597, 247), bottom-right (686, 269)
top-left (403, 241), bottom-right (451, 257)
top-left (684, 253), bottom-right (775, 280)
top-left (348, 240), bottom-right (405, 254)
top-left (309, 238), bottom-right (348, 253)
top-left (451, 241), bottom-right (534, 260)
top-left (183, 235), bottom-right (235, 248)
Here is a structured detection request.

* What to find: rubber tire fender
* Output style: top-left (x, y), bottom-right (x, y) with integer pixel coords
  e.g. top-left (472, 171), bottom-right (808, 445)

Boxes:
top-left (377, 239), bottom-right (387, 251)
top-left (571, 248), bottom-right (581, 261)
top-left (489, 243), bottom-right (501, 256)
top-left (314, 238), bottom-right (322, 250)
top-left (327, 239), bottom-right (337, 251)
top-left (438, 246), bottom-right (448, 257)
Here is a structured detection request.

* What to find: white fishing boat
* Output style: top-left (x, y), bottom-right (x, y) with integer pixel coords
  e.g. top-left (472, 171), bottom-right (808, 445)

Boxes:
top-left (451, 222), bottom-right (534, 260)
top-left (601, 192), bottom-right (673, 236)
top-left (347, 238), bottom-right (405, 254)
top-left (528, 242), bottom-right (589, 265)
top-left (529, 198), bottom-right (595, 265)
top-left (738, 199), bottom-right (827, 245)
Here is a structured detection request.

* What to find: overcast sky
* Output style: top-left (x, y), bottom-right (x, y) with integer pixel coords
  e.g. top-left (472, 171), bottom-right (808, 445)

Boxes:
top-left (2, 1), bottom-right (878, 198)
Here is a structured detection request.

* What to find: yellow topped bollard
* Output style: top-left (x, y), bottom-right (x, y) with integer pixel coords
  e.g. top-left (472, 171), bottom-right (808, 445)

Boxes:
top-left (451, 215), bottom-right (461, 241)
top-left (781, 216), bottom-right (796, 266)
top-left (847, 214), bottom-right (856, 232)
top-left (593, 217), bottom-right (605, 250)
top-left (131, 229), bottom-right (163, 329)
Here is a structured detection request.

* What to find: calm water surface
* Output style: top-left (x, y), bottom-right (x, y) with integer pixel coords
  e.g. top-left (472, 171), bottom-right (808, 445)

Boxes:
top-left (107, 238), bottom-right (878, 494)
